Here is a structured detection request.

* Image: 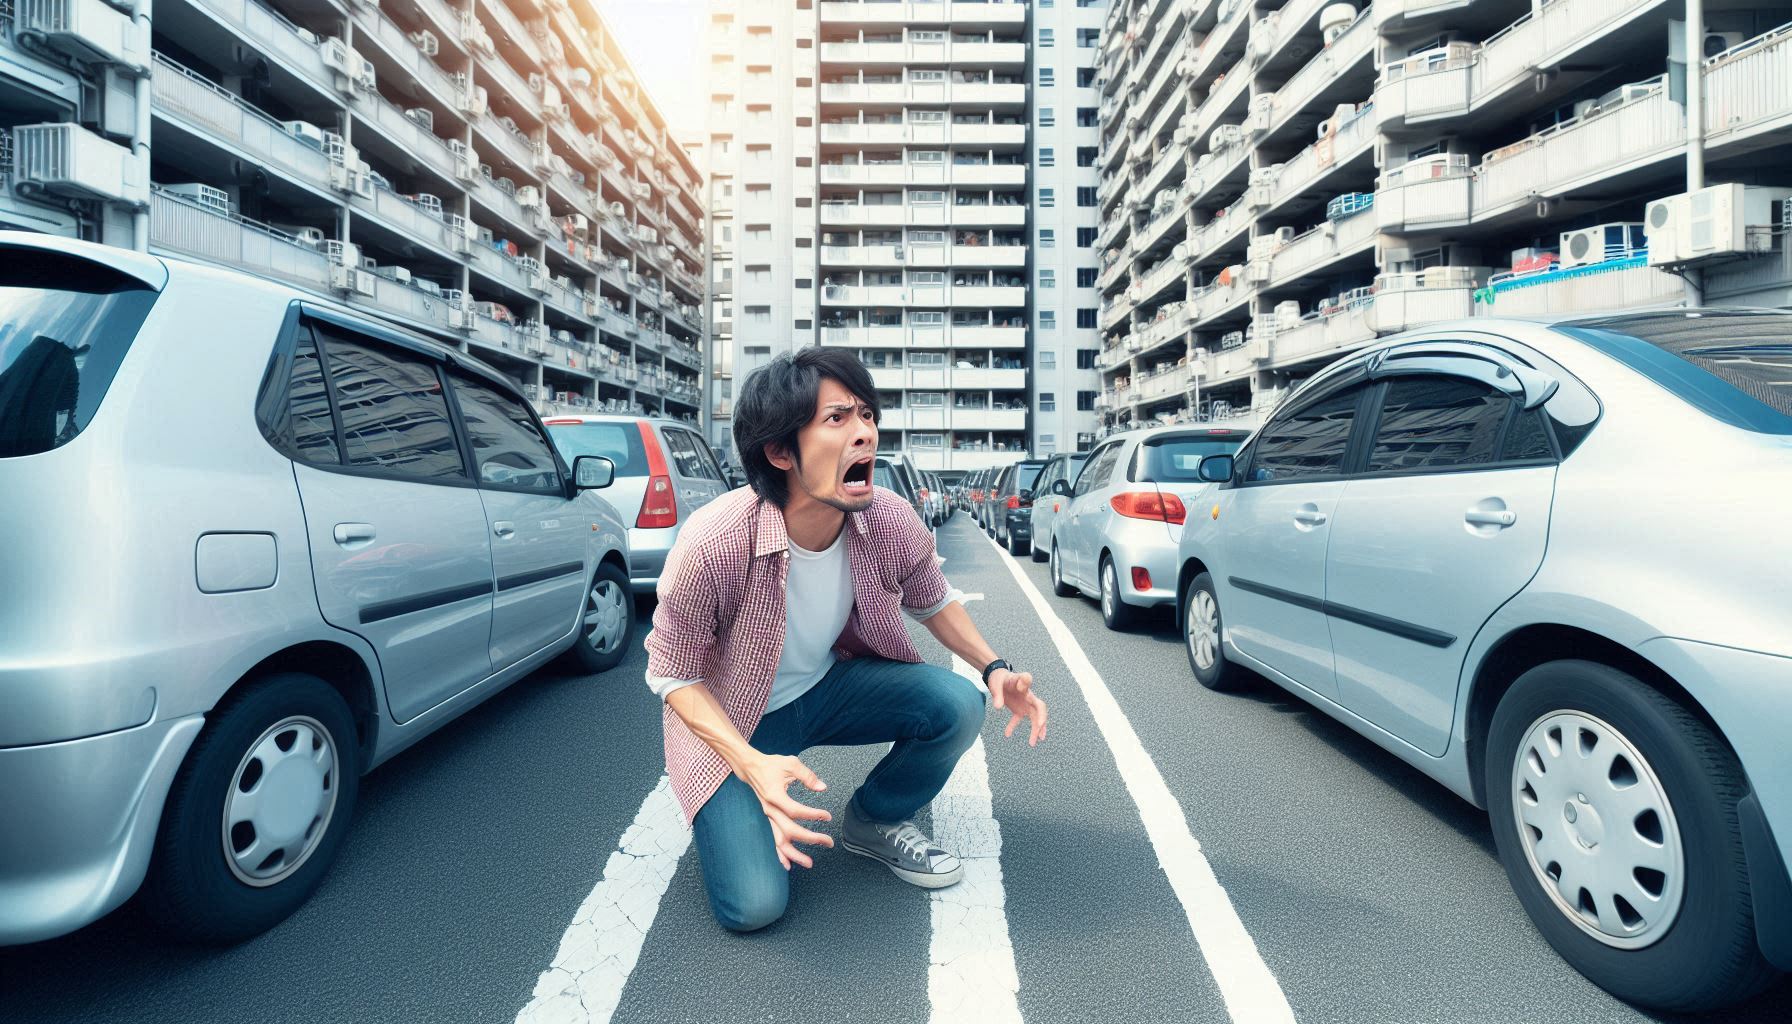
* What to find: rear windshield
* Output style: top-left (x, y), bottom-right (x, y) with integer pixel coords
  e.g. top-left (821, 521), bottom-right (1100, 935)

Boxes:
top-left (1015, 463), bottom-right (1045, 492)
top-left (0, 255), bottom-right (159, 458)
top-left (1555, 312), bottom-right (1792, 434)
top-left (1135, 435), bottom-right (1247, 482)
top-left (544, 421), bottom-right (649, 476)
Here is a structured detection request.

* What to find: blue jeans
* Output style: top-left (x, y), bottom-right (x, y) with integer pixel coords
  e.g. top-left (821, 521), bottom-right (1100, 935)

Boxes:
top-left (690, 656), bottom-right (987, 932)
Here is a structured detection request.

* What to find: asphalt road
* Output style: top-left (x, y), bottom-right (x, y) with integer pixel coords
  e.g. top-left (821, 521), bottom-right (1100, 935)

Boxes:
top-left (2, 514), bottom-right (1787, 1024)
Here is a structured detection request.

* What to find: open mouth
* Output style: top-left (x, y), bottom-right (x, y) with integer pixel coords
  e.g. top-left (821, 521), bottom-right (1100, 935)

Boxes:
top-left (842, 457), bottom-right (873, 495)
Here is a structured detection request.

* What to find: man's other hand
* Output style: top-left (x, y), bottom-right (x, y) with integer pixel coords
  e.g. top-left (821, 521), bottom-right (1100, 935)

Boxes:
top-left (737, 753), bottom-right (834, 870)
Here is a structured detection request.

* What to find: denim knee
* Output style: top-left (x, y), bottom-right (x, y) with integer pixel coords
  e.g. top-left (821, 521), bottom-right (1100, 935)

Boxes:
top-left (712, 885), bottom-right (788, 933)
top-left (924, 667), bottom-right (987, 746)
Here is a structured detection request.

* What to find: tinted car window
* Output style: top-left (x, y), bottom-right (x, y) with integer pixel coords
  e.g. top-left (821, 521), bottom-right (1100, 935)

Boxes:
top-left (1502, 408), bottom-right (1555, 461)
top-left (1075, 443), bottom-right (1121, 495)
top-left (286, 327), bottom-right (340, 465)
top-left (451, 373), bottom-right (563, 493)
top-left (317, 328), bottom-right (466, 481)
top-left (1015, 463), bottom-right (1045, 493)
top-left (545, 421), bottom-right (649, 477)
top-left (1248, 386), bottom-right (1363, 482)
top-left (1557, 312), bottom-right (1792, 433)
top-left (1367, 375), bottom-right (1512, 472)
top-left (662, 427), bottom-right (717, 481)
top-left (0, 254), bottom-right (158, 458)
top-left (1135, 435), bottom-right (1245, 482)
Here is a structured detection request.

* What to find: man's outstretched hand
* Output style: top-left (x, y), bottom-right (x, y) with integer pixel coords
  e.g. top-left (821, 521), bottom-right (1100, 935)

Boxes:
top-left (737, 753), bottom-right (834, 870)
top-left (989, 668), bottom-right (1049, 746)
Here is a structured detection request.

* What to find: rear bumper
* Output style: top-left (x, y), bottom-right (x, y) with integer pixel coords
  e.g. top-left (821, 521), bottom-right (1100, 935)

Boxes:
top-left (625, 526), bottom-right (676, 594)
top-left (1004, 510), bottom-right (1032, 540)
top-left (0, 714), bottom-right (204, 945)
top-left (1107, 526), bottom-right (1180, 608)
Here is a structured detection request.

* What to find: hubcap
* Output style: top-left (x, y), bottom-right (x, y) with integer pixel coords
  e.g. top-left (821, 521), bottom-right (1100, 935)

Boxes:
top-left (584, 578), bottom-right (628, 654)
top-left (1510, 711), bottom-right (1685, 949)
top-left (1187, 589), bottom-right (1219, 671)
top-left (1052, 546), bottom-right (1062, 586)
top-left (1101, 564), bottom-right (1115, 618)
top-left (222, 715), bottom-right (339, 887)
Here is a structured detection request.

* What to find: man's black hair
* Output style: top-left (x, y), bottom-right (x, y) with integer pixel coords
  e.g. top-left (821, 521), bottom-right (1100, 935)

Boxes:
top-left (733, 347), bottom-right (881, 507)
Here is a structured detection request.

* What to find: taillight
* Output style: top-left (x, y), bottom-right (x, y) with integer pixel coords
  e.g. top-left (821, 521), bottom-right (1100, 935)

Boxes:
top-left (635, 421), bottom-right (678, 528)
top-left (1006, 495), bottom-right (1020, 509)
top-left (1132, 567), bottom-right (1153, 591)
top-left (1110, 491), bottom-right (1186, 525)
top-left (919, 488), bottom-right (930, 500)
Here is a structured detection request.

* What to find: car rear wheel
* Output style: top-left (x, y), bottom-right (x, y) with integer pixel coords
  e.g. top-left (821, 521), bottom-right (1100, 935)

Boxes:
top-left (1485, 660), bottom-right (1778, 1012)
top-left (1099, 556), bottom-right (1135, 631)
top-left (1050, 542), bottom-right (1075, 597)
top-left (143, 672), bottom-right (360, 944)
top-left (1183, 573), bottom-right (1241, 691)
top-left (563, 561), bottom-right (634, 675)
top-left (1030, 536), bottom-right (1047, 562)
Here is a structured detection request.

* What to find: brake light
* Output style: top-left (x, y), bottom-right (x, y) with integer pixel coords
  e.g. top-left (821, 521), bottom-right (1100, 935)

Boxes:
top-left (636, 422), bottom-right (678, 529)
top-left (1132, 567), bottom-right (1153, 591)
top-left (1006, 495), bottom-right (1020, 509)
top-left (543, 417), bottom-right (581, 425)
top-left (919, 488), bottom-right (930, 500)
top-left (1109, 491), bottom-right (1186, 525)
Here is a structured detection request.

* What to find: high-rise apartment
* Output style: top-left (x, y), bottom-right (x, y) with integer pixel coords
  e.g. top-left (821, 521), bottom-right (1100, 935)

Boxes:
top-left (1093, 0), bottom-right (1792, 436)
top-left (1, 0), bottom-right (706, 424)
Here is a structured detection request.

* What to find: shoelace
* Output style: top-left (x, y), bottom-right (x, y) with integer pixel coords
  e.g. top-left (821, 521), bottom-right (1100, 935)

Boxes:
top-left (882, 821), bottom-right (935, 863)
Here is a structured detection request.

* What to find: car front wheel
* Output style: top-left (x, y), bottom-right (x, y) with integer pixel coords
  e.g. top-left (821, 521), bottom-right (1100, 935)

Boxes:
top-left (563, 561), bottom-right (635, 675)
top-left (1485, 660), bottom-right (1778, 1012)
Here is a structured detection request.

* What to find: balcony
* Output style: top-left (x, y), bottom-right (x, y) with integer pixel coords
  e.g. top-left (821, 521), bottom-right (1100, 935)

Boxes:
top-left (1264, 303), bottom-right (1374, 368)
top-left (819, 161), bottom-right (930, 186)
top-left (1135, 256), bottom-right (1188, 303)
top-left (479, 54), bottom-right (541, 122)
top-left (1365, 269), bottom-right (1478, 333)
top-left (468, 242), bottom-right (542, 294)
top-left (1266, 106), bottom-right (1376, 215)
top-left (948, 243), bottom-right (1026, 268)
top-left (820, 284), bottom-right (910, 305)
top-left (1265, 11), bottom-right (1375, 139)
top-left (365, 274), bottom-right (458, 333)
top-left (1471, 259), bottom-right (1684, 318)
top-left (363, 188), bottom-right (457, 253)
top-left (1194, 339), bottom-right (1260, 385)
top-left (1133, 363), bottom-right (1192, 403)
top-left (151, 55), bottom-right (333, 195)
top-left (1472, 83), bottom-right (1682, 220)
top-left (952, 367), bottom-right (1027, 390)
top-left (950, 285), bottom-right (1025, 307)
top-left (188, 0), bottom-right (333, 99)
top-left (951, 324), bottom-right (1027, 349)
top-left (351, 91), bottom-right (461, 185)
top-left (948, 203), bottom-right (1026, 226)
top-left (1265, 209), bottom-right (1376, 287)
top-left (149, 188), bottom-right (332, 292)
top-left (821, 244), bottom-right (903, 266)
top-left (1374, 0), bottom-right (1473, 30)
top-left (950, 164), bottom-right (1026, 187)
top-left (1704, 22), bottom-right (1792, 148)
top-left (478, 0), bottom-right (543, 70)
top-left (819, 202), bottom-right (908, 226)
top-left (1376, 155), bottom-right (1472, 233)
top-left (950, 42), bottom-right (1026, 65)
top-left (1101, 297), bottom-right (1132, 332)
top-left (951, 407), bottom-right (1027, 431)
top-left (350, 3), bottom-right (462, 111)
top-left (476, 114), bottom-right (538, 172)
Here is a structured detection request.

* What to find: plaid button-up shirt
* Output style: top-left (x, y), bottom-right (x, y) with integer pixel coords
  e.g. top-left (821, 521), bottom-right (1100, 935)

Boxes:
top-left (644, 485), bottom-right (954, 825)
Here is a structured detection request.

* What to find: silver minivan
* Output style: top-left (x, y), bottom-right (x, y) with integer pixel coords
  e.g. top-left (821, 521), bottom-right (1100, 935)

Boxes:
top-left (541, 415), bottom-right (730, 595)
top-left (1175, 313), bottom-right (1792, 1011)
top-left (0, 232), bottom-right (634, 946)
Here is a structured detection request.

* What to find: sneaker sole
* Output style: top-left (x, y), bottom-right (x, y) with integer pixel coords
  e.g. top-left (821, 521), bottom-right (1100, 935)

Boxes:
top-left (840, 839), bottom-right (965, 889)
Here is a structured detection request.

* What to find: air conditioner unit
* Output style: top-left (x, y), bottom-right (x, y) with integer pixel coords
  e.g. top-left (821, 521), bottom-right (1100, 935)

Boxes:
top-left (331, 266), bottom-right (377, 296)
top-left (570, 67), bottom-right (592, 89)
top-left (282, 120), bottom-right (327, 149)
top-left (444, 214), bottom-right (475, 254)
top-left (161, 181), bottom-right (231, 214)
top-left (275, 225), bottom-right (327, 248)
top-left (566, 213), bottom-right (591, 239)
top-left (405, 107), bottom-right (434, 131)
top-left (1246, 260), bottom-right (1272, 284)
top-left (1273, 225), bottom-right (1297, 245)
top-left (1559, 222), bottom-right (1645, 268)
top-left (1246, 94), bottom-right (1275, 133)
top-left (1210, 124), bottom-right (1242, 151)
top-left (447, 140), bottom-right (479, 181)
top-left (1274, 300), bottom-right (1302, 329)
top-left (11, 123), bottom-right (147, 205)
top-left (16, 0), bottom-right (151, 71)
top-left (1704, 31), bottom-right (1745, 57)
top-left (374, 264), bottom-right (413, 286)
top-left (320, 36), bottom-right (351, 73)
top-left (515, 185), bottom-right (541, 208)
top-left (409, 30), bottom-right (439, 57)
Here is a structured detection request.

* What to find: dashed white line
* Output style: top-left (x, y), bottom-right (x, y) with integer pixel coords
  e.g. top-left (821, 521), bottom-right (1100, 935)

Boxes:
top-left (927, 657), bottom-right (1023, 1024)
top-left (515, 777), bottom-right (691, 1024)
top-left (976, 528), bottom-right (1298, 1024)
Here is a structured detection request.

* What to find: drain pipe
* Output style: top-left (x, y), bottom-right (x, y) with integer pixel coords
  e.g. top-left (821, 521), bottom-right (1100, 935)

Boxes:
top-left (129, 0), bottom-right (153, 251)
top-left (1684, 0), bottom-right (1705, 304)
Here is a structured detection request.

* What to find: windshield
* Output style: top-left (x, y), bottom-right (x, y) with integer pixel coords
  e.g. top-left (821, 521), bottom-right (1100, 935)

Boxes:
top-left (1556, 312), bottom-right (1792, 433)
top-left (1137, 436), bottom-right (1247, 482)
top-left (0, 255), bottom-right (159, 458)
top-left (544, 421), bottom-right (649, 476)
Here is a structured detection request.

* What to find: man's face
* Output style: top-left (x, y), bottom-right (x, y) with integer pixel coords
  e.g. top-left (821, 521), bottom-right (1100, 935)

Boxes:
top-left (774, 376), bottom-right (879, 514)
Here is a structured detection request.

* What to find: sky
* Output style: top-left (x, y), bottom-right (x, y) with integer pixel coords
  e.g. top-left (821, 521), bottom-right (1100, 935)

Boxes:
top-left (596, 0), bottom-right (708, 143)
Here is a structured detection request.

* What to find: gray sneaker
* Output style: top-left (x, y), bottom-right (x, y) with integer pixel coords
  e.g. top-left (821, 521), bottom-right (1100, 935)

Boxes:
top-left (840, 800), bottom-right (965, 889)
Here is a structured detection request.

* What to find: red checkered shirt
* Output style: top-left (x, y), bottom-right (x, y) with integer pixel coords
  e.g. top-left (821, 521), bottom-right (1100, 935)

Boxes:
top-left (644, 485), bottom-right (953, 825)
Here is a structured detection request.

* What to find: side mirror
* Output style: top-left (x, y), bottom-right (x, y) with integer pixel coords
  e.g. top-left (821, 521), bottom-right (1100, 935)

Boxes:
top-left (574, 455), bottom-right (615, 489)
top-left (1051, 478), bottom-right (1072, 496)
top-left (1197, 454), bottom-right (1235, 484)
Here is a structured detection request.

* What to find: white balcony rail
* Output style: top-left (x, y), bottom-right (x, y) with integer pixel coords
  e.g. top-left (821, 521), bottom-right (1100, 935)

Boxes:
top-left (150, 186), bottom-right (332, 290)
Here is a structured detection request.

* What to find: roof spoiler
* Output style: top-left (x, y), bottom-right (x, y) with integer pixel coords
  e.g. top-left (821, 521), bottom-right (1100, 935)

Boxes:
top-left (0, 230), bottom-right (168, 291)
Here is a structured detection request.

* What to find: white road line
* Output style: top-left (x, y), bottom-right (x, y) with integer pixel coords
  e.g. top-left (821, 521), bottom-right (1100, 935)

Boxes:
top-left (515, 777), bottom-right (691, 1024)
top-left (927, 658), bottom-right (1023, 1024)
top-left (975, 530), bottom-right (1298, 1024)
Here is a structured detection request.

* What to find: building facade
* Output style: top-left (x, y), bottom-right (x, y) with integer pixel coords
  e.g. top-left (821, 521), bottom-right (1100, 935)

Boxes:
top-left (1, 0), bottom-right (706, 424)
top-left (1094, 0), bottom-right (1792, 435)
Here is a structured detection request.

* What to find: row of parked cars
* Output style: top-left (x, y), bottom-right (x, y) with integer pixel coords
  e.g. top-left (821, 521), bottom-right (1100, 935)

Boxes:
top-left (0, 233), bottom-right (742, 948)
top-left (967, 311), bottom-right (1792, 1013)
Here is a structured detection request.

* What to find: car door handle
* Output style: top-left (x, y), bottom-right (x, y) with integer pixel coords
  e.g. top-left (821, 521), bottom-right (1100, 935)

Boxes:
top-left (332, 522), bottom-right (375, 546)
top-left (1465, 509), bottom-right (1517, 527)
top-left (492, 520), bottom-right (516, 538)
top-left (1292, 509), bottom-right (1328, 526)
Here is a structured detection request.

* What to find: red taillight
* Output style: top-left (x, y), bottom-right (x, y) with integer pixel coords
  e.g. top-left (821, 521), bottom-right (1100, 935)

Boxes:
top-left (1110, 491), bottom-right (1186, 525)
top-left (543, 417), bottom-right (581, 425)
top-left (635, 421), bottom-right (678, 528)
top-left (1006, 495), bottom-right (1021, 509)
top-left (919, 488), bottom-right (930, 500)
top-left (1131, 567), bottom-right (1153, 591)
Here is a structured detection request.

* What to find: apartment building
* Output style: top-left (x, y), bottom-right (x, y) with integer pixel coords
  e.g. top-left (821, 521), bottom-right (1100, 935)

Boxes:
top-left (1030, 0), bottom-right (1108, 457)
top-left (1094, 0), bottom-right (1792, 435)
top-left (1, 0), bottom-right (707, 425)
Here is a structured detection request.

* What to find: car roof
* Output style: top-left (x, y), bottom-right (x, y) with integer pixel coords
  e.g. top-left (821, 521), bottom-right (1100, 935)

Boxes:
top-left (1, 229), bottom-right (168, 290)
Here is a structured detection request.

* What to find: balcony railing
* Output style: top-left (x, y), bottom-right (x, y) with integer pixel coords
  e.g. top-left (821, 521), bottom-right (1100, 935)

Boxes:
top-left (1704, 21), bottom-right (1792, 144)
top-left (1470, 258), bottom-right (1683, 317)
top-left (150, 187), bottom-right (332, 290)
top-left (1265, 208), bottom-right (1377, 286)
top-left (1268, 105), bottom-right (1376, 212)
top-left (189, 0), bottom-right (332, 97)
top-left (1472, 81), bottom-right (1681, 217)
top-left (351, 2), bottom-right (462, 111)
top-left (1366, 268), bottom-right (1479, 333)
top-left (152, 54), bottom-right (333, 194)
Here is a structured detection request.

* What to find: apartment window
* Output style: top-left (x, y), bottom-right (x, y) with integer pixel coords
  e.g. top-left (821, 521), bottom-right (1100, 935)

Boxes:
top-left (911, 433), bottom-right (944, 448)
top-left (1077, 227), bottom-right (1097, 247)
top-left (1076, 267), bottom-right (1097, 287)
top-left (912, 29), bottom-right (945, 41)
top-left (796, 116), bottom-right (812, 126)
top-left (1077, 29), bottom-right (1098, 47)
top-left (1076, 390), bottom-right (1097, 411)
top-left (910, 230), bottom-right (947, 243)
top-left (1077, 308), bottom-right (1097, 329)
top-left (1040, 229), bottom-right (1055, 248)
top-left (911, 311), bottom-right (945, 325)
top-left (1077, 348), bottom-right (1098, 369)
top-left (911, 150), bottom-right (945, 164)
top-left (797, 37), bottom-right (812, 48)
top-left (796, 237), bottom-right (812, 247)
top-left (1039, 107), bottom-right (1055, 127)
top-left (1038, 28), bottom-right (1054, 46)
top-left (795, 156), bottom-right (812, 167)
top-left (1039, 269), bottom-right (1056, 288)
top-left (797, 77), bottom-right (812, 87)
top-left (795, 319), bottom-right (813, 329)
top-left (910, 109), bottom-right (946, 123)
top-left (1076, 107), bottom-right (1098, 127)
top-left (1077, 146), bottom-right (1098, 167)
top-left (744, 183), bottom-right (770, 193)
top-left (1077, 67), bottom-right (1097, 87)
top-left (1040, 67), bottom-right (1055, 86)
top-left (1039, 148), bottom-right (1055, 167)
top-left (1040, 188), bottom-right (1055, 208)
top-left (911, 189), bottom-right (945, 204)
top-left (910, 351), bottom-right (946, 366)
top-left (796, 278), bottom-right (812, 288)
top-left (796, 197), bottom-right (813, 207)
top-left (1040, 393), bottom-right (1057, 412)
top-left (1040, 312), bottom-right (1057, 331)
top-left (911, 69), bottom-right (946, 82)
top-left (745, 307), bottom-right (771, 324)
top-left (1039, 434), bottom-right (1057, 453)
top-left (912, 392), bottom-right (945, 407)
top-left (1077, 186), bottom-right (1098, 206)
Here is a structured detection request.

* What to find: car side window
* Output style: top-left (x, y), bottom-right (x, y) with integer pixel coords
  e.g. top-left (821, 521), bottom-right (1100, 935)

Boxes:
top-left (1246, 385), bottom-right (1364, 483)
top-left (1367, 374), bottom-right (1517, 472)
top-left (314, 326), bottom-right (466, 482)
top-left (449, 373), bottom-right (564, 494)
top-left (1074, 443), bottom-right (1119, 496)
top-left (660, 427), bottom-right (708, 479)
top-left (676, 430), bottom-right (724, 482)
top-left (285, 326), bottom-right (340, 466)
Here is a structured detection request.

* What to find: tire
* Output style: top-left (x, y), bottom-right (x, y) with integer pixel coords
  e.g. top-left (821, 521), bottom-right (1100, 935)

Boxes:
top-left (1182, 572), bottom-right (1241, 691)
top-left (1484, 660), bottom-right (1779, 1012)
top-left (1050, 543), bottom-right (1076, 597)
top-left (562, 561), bottom-right (635, 675)
top-left (142, 672), bottom-right (361, 944)
top-left (1030, 538), bottom-right (1047, 563)
top-left (1099, 556), bottom-right (1136, 630)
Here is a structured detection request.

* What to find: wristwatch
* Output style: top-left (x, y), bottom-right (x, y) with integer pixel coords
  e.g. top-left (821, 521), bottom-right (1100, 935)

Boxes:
top-left (981, 658), bottom-right (1013, 687)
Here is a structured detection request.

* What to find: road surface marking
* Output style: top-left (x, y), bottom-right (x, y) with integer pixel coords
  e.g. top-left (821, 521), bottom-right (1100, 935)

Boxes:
top-left (976, 529), bottom-right (1298, 1024)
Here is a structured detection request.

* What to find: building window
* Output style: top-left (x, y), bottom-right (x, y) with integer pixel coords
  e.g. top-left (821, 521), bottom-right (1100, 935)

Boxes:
top-left (796, 278), bottom-right (812, 288)
top-left (796, 156), bottom-right (813, 167)
top-left (795, 197), bottom-right (812, 207)
top-left (796, 116), bottom-right (812, 126)
top-left (1039, 107), bottom-right (1055, 128)
top-left (1076, 267), bottom-right (1097, 287)
top-left (1040, 67), bottom-right (1055, 86)
top-left (1039, 147), bottom-right (1055, 167)
top-left (1040, 393), bottom-right (1056, 412)
top-left (1077, 146), bottom-right (1098, 167)
top-left (1077, 186), bottom-right (1098, 206)
top-left (1038, 28), bottom-right (1054, 46)
top-left (1077, 67), bottom-right (1097, 87)
top-left (1040, 228), bottom-right (1055, 247)
top-left (912, 433), bottom-right (943, 447)
top-left (1039, 434), bottom-right (1056, 453)
top-left (795, 237), bottom-right (812, 247)
top-left (1040, 188), bottom-right (1055, 208)
top-left (1077, 348), bottom-right (1098, 369)
top-left (1077, 28), bottom-right (1098, 47)
top-left (1076, 107), bottom-right (1098, 127)
top-left (797, 77), bottom-right (812, 87)
top-left (1039, 269), bottom-right (1056, 288)
top-left (1077, 308), bottom-right (1097, 329)
top-left (1076, 390), bottom-right (1097, 411)
top-left (795, 319), bottom-right (812, 329)
top-left (797, 37), bottom-right (812, 47)
top-left (1077, 227), bottom-right (1097, 247)
top-left (1040, 312), bottom-right (1057, 331)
